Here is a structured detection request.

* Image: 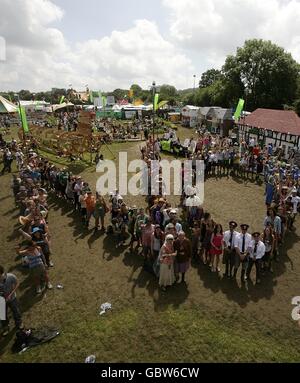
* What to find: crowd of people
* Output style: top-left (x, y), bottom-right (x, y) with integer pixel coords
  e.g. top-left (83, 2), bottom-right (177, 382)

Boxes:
top-left (1, 126), bottom-right (300, 338)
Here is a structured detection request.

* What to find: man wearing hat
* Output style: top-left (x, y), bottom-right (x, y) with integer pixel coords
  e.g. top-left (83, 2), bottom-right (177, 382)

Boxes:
top-left (223, 221), bottom-right (238, 278)
top-left (234, 224), bottom-right (252, 283)
top-left (246, 232), bottom-right (265, 284)
top-left (165, 210), bottom-right (182, 235)
top-left (165, 223), bottom-right (177, 238)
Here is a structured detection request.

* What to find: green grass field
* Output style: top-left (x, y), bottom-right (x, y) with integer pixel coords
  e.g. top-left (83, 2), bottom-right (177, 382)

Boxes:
top-left (1, 125), bottom-right (300, 362)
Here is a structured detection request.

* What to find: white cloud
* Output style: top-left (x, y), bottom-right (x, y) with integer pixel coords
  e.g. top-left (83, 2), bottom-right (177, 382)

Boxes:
top-left (0, 0), bottom-right (194, 91)
top-left (1, 0), bottom-right (299, 92)
top-left (163, 0), bottom-right (300, 68)
top-left (0, 0), bottom-right (64, 51)
top-left (71, 19), bottom-right (194, 90)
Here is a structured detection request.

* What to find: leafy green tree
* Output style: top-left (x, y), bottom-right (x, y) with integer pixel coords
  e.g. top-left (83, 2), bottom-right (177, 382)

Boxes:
top-left (130, 84), bottom-right (143, 99)
top-left (199, 69), bottom-right (223, 88)
top-left (18, 90), bottom-right (33, 100)
top-left (112, 88), bottom-right (129, 102)
top-left (223, 39), bottom-right (300, 111)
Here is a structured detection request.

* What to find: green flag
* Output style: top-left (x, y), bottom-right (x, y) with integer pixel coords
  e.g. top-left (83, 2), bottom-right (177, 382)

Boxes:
top-left (157, 100), bottom-right (168, 109)
top-left (234, 98), bottom-right (245, 121)
top-left (18, 107), bottom-right (29, 134)
top-left (102, 96), bottom-right (107, 107)
top-left (154, 93), bottom-right (159, 111)
top-left (59, 95), bottom-right (65, 104)
top-left (89, 90), bottom-right (94, 103)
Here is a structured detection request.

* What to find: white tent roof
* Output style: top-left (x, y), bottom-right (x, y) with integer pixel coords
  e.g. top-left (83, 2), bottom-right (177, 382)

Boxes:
top-left (0, 95), bottom-right (18, 113)
top-left (183, 105), bottom-right (200, 110)
top-left (51, 102), bottom-right (74, 112)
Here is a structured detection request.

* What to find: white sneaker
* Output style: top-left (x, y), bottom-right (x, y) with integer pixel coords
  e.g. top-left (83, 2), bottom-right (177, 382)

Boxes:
top-left (36, 286), bottom-right (42, 294)
top-left (47, 282), bottom-right (53, 290)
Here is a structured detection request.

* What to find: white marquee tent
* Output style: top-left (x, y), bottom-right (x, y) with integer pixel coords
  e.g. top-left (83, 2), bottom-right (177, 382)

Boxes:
top-left (0, 95), bottom-right (18, 113)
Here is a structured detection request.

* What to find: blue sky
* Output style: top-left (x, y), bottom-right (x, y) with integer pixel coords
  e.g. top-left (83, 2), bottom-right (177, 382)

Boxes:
top-left (51, 0), bottom-right (168, 43)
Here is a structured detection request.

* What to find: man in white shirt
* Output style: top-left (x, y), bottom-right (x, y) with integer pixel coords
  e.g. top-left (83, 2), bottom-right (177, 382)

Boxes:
top-left (291, 189), bottom-right (300, 215)
top-left (249, 137), bottom-right (256, 150)
top-left (234, 224), bottom-right (252, 283)
top-left (223, 221), bottom-right (239, 278)
top-left (246, 232), bottom-right (265, 284)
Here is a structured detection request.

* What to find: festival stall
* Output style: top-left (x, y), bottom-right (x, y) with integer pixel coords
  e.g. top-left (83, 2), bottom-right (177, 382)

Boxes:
top-left (181, 105), bottom-right (200, 128)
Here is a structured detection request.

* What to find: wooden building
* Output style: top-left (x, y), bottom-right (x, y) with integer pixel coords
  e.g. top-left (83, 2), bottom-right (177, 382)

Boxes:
top-left (198, 106), bottom-right (233, 136)
top-left (236, 108), bottom-right (300, 155)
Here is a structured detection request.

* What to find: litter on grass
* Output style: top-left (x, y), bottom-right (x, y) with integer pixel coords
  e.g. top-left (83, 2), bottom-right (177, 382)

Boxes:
top-left (99, 302), bottom-right (112, 315)
top-left (85, 355), bottom-right (96, 363)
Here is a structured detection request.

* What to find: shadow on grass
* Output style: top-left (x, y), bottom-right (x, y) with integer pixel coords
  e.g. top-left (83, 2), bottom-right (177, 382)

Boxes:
top-left (190, 229), bottom-right (300, 308)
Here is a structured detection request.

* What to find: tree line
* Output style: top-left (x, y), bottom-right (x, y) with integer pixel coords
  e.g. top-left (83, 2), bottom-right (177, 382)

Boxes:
top-left (1, 39), bottom-right (300, 115)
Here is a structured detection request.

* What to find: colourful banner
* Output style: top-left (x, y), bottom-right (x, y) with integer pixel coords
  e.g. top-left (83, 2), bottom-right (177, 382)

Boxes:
top-left (59, 95), bottom-right (65, 104)
top-left (154, 93), bottom-right (159, 111)
top-left (18, 106), bottom-right (29, 134)
top-left (234, 98), bottom-right (245, 121)
top-left (128, 89), bottom-right (134, 98)
top-left (102, 96), bottom-right (107, 107)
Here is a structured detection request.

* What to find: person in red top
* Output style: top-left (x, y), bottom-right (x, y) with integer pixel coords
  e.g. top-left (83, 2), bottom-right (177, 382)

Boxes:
top-left (210, 224), bottom-right (224, 273)
top-left (252, 145), bottom-right (260, 157)
top-left (84, 190), bottom-right (96, 228)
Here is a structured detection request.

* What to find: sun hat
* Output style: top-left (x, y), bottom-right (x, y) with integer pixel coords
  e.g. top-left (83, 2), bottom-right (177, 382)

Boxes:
top-left (240, 224), bottom-right (249, 230)
top-left (166, 223), bottom-right (175, 230)
top-left (19, 215), bottom-right (32, 226)
top-left (252, 232), bottom-right (261, 237)
top-left (166, 234), bottom-right (174, 240)
top-left (31, 227), bottom-right (42, 235)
